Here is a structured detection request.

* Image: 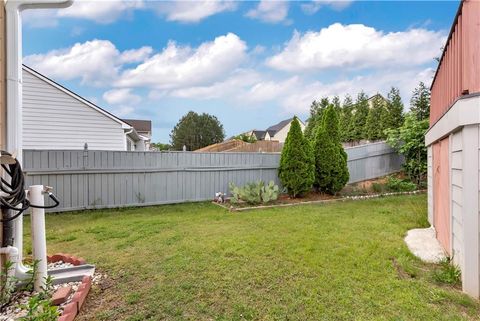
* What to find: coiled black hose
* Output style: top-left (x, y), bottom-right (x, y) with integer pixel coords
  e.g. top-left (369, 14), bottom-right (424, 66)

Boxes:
top-left (0, 150), bottom-right (60, 224)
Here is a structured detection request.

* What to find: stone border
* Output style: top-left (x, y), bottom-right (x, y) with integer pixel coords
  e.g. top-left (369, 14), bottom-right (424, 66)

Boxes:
top-left (214, 190), bottom-right (426, 212)
top-left (48, 254), bottom-right (92, 321)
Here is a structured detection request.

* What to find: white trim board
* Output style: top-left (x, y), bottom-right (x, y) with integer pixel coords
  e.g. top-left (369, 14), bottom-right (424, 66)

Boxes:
top-left (426, 96), bottom-right (480, 146)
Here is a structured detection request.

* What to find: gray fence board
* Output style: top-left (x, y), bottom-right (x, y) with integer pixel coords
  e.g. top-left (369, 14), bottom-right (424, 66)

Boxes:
top-left (22, 141), bottom-right (403, 212)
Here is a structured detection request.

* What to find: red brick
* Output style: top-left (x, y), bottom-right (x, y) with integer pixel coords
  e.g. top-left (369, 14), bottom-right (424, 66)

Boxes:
top-left (76, 257), bottom-right (87, 265)
top-left (62, 302), bottom-right (77, 316)
top-left (52, 286), bottom-right (72, 306)
top-left (47, 255), bottom-right (53, 263)
top-left (82, 275), bottom-right (92, 286)
top-left (58, 313), bottom-right (76, 321)
top-left (50, 253), bottom-right (66, 263)
top-left (72, 287), bottom-right (88, 310)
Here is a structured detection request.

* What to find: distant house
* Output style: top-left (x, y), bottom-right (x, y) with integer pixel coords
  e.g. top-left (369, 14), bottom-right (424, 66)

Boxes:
top-left (366, 93), bottom-right (388, 108)
top-left (122, 119), bottom-right (152, 151)
top-left (22, 65), bottom-right (150, 151)
top-left (243, 117), bottom-right (305, 143)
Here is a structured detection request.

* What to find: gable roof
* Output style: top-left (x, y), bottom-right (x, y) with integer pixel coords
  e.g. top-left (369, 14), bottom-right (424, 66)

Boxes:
top-left (252, 130), bottom-right (267, 140)
top-left (123, 119), bottom-right (152, 133)
top-left (22, 64), bottom-right (131, 130)
top-left (266, 118), bottom-right (300, 136)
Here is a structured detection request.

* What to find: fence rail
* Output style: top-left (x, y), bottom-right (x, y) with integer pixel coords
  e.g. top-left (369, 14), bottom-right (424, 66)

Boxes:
top-left (23, 141), bottom-right (403, 212)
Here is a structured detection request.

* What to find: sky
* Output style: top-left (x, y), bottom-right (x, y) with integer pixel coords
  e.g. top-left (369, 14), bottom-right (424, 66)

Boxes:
top-left (21, 0), bottom-right (460, 143)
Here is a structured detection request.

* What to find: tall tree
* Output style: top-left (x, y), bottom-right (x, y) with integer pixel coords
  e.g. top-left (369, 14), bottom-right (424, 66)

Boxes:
top-left (314, 105), bottom-right (349, 194)
top-left (350, 91), bottom-right (369, 141)
top-left (278, 117), bottom-right (315, 197)
top-left (170, 111), bottom-right (225, 151)
top-left (382, 87), bottom-right (404, 131)
top-left (365, 95), bottom-right (387, 141)
top-left (339, 94), bottom-right (354, 142)
top-left (410, 82), bottom-right (430, 121)
top-left (304, 97), bottom-right (330, 140)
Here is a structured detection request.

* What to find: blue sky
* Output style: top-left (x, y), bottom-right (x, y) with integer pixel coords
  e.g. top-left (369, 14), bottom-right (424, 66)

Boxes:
top-left (22, 0), bottom-right (459, 143)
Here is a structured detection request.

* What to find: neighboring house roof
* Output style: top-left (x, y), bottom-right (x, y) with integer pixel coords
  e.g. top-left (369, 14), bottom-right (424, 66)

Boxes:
top-left (22, 64), bottom-right (131, 130)
top-left (123, 119), bottom-right (152, 133)
top-left (266, 118), bottom-right (305, 137)
top-left (252, 130), bottom-right (267, 140)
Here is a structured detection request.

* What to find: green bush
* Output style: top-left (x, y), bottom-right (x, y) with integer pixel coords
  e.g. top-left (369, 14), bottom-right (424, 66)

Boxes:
top-left (432, 257), bottom-right (461, 285)
top-left (278, 117), bottom-right (315, 197)
top-left (314, 105), bottom-right (349, 194)
top-left (229, 181), bottom-right (279, 205)
top-left (385, 176), bottom-right (417, 192)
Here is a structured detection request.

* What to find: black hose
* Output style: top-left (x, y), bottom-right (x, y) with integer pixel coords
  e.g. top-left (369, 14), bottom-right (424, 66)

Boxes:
top-left (0, 151), bottom-right (60, 236)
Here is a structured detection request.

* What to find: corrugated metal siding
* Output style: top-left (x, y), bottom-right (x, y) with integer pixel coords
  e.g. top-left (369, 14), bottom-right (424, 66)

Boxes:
top-left (431, 0), bottom-right (480, 125)
top-left (22, 69), bottom-right (126, 150)
top-left (451, 130), bottom-right (463, 268)
top-left (22, 142), bottom-right (403, 212)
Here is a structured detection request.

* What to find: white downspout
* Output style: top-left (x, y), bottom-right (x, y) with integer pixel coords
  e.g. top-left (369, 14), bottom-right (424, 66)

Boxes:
top-left (5, 0), bottom-right (73, 164)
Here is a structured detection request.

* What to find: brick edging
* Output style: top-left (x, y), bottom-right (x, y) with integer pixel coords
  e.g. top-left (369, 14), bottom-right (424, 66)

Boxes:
top-left (48, 253), bottom-right (92, 321)
top-left (48, 253), bottom-right (86, 266)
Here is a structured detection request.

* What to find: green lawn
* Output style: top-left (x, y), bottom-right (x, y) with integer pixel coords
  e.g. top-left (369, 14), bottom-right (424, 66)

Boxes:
top-left (24, 195), bottom-right (480, 320)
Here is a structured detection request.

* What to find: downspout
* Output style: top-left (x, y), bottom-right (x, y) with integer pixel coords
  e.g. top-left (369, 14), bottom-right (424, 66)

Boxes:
top-left (5, 0), bottom-right (73, 164)
top-left (2, 0), bottom-right (73, 279)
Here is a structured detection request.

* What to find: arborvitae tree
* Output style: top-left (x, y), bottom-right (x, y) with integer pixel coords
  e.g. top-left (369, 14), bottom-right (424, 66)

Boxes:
top-left (410, 82), bottom-right (430, 121)
top-left (340, 94), bottom-right (354, 142)
top-left (278, 117), bottom-right (315, 197)
top-left (350, 91), bottom-right (369, 141)
top-left (382, 87), bottom-right (404, 131)
top-left (365, 95), bottom-right (387, 141)
top-left (332, 95), bottom-right (341, 115)
top-left (304, 97), bottom-right (330, 140)
top-left (314, 105), bottom-right (349, 194)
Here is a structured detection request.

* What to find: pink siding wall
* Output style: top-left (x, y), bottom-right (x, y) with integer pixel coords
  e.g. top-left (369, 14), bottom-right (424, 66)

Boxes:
top-left (433, 138), bottom-right (451, 254)
top-left (430, 0), bottom-right (480, 126)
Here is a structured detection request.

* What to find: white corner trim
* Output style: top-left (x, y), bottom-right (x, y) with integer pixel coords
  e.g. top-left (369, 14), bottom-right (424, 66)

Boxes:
top-left (22, 66), bottom-right (131, 130)
top-left (425, 96), bottom-right (480, 146)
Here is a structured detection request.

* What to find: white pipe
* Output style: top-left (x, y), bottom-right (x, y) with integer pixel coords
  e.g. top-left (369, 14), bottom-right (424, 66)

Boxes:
top-left (29, 185), bottom-right (47, 292)
top-left (5, 0), bottom-right (73, 163)
top-left (0, 246), bottom-right (29, 280)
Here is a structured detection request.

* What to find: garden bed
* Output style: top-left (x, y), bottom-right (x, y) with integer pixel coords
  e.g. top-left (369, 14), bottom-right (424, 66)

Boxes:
top-left (216, 174), bottom-right (424, 211)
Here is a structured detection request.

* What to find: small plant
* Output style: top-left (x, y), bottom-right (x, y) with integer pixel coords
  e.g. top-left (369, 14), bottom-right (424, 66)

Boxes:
top-left (432, 257), bottom-right (461, 285)
top-left (229, 181), bottom-right (279, 205)
top-left (19, 274), bottom-right (59, 321)
top-left (371, 182), bottom-right (384, 193)
top-left (385, 176), bottom-right (417, 192)
top-left (261, 181), bottom-right (280, 203)
top-left (0, 261), bottom-right (18, 311)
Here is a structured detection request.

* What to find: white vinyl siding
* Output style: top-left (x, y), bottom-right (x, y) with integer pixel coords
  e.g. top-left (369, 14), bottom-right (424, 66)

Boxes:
top-left (450, 130), bottom-right (463, 270)
top-left (427, 145), bottom-right (433, 225)
top-left (22, 69), bottom-right (126, 150)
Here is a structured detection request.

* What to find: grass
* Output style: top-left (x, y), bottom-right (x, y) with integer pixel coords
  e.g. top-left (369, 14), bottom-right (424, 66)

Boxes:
top-left (23, 195), bottom-right (480, 320)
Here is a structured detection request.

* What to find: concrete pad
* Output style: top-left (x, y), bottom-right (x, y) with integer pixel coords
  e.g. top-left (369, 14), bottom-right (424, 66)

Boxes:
top-left (404, 227), bottom-right (447, 263)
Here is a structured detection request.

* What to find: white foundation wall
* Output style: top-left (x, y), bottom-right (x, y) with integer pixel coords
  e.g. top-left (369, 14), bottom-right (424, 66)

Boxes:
top-left (425, 96), bottom-right (480, 298)
top-left (450, 130), bottom-right (464, 272)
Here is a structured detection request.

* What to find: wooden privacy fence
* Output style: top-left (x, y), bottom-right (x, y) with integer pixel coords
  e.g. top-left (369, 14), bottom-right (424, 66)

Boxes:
top-left (22, 141), bottom-right (403, 212)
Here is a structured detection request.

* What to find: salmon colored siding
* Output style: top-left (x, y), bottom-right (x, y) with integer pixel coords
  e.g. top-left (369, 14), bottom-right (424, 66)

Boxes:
top-left (433, 138), bottom-right (451, 255)
top-left (430, 0), bottom-right (480, 126)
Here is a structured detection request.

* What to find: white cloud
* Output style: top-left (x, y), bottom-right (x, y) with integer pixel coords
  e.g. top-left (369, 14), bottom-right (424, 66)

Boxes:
top-left (152, 0), bottom-right (237, 23)
top-left (119, 46), bottom-right (153, 64)
top-left (116, 33), bottom-right (247, 89)
top-left (267, 23), bottom-right (445, 72)
top-left (301, 0), bottom-right (353, 14)
top-left (103, 88), bottom-right (142, 105)
top-left (22, 0), bottom-right (144, 27)
top-left (111, 105), bottom-right (135, 117)
top-left (246, 0), bottom-right (290, 24)
top-left (58, 0), bottom-right (144, 24)
top-left (23, 40), bottom-right (154, 87)
top-left (24, 40), bottom-right (122, 86)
